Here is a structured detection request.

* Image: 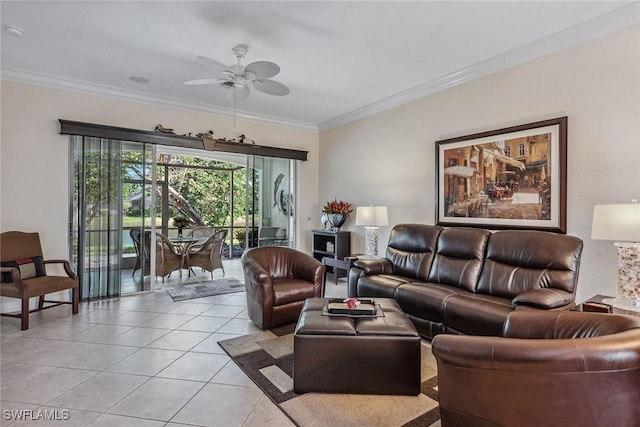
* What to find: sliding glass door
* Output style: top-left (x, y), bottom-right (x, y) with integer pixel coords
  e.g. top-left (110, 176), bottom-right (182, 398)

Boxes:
top-left (70, 137), bottom-right (153, 299)
top-left (70, 137), bottom-right (298, 300)
top-left (247, 156), bottom-right (296, 249)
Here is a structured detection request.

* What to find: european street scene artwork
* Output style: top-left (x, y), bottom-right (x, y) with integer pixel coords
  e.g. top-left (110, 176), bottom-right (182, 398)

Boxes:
top-left (442, 132), bottom-right (552, 221)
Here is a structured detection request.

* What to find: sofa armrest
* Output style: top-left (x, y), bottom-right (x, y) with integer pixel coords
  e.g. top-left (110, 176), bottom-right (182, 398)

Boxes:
top-left (352, 258), bottom-right (393, 275)
top-left (512, 288), bottom-right (575, 310)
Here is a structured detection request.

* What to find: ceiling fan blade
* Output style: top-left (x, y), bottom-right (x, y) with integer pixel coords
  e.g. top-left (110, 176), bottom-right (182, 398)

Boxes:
top-left (184, 78), bottom-right (222, 85)
top-left (245, 61), bottom-right (280, 80)
top-left (253, 79), bottom-right (289, 96)
top-left (228, 85), bottom-right (250, 103)
top-left (196, 56), bottom-right (230, 72)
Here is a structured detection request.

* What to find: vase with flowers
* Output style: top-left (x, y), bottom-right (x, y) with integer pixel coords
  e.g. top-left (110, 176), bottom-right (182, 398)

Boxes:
top-left (322, 199), bottom-right (353, 231)
top-left (172, 216), bottom-right (192, 237)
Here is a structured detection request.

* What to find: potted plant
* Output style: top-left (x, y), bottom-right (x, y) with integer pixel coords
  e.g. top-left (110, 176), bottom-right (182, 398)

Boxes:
top-left (172, 216), bottom-right (192, 237)
top-left (322, 199), bottom-right (353, 231)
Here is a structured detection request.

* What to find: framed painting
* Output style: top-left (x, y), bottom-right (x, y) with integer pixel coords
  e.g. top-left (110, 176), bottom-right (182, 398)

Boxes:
top-left (435, 117), bottom-right (567, 233)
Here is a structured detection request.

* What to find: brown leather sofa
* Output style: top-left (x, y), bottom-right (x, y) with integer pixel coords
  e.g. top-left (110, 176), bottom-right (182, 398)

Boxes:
top-left (241, 246), bottom-right (325, 330)
top-left (432, 311), bottom-right (640, 427)
top-left (348, 224), bottom-right (583, 339)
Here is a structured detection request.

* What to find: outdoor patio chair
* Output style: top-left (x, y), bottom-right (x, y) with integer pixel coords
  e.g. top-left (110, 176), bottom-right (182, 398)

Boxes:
top-left (185, 229), bottom-right (227, 279)
top-left (149, 231), bottom-right (184, 283)
top-left (187, 226), bottom-right (215, 239)
top-left (130, 228), bottom-right (148, 277)
top-left (0, 231), bottom-right (79, 330)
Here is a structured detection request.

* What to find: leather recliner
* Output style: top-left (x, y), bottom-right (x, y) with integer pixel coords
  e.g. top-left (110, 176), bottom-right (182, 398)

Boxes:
top-left (241, 246), bottom-right (325, 330)
top-left (432, 310), bottom-right (640, 427)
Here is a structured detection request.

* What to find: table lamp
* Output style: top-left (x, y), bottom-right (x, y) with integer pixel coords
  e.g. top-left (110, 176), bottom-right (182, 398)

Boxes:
top-left (355, 206), bottom-right (388, 258)
top-left (591, 201), bottom-right (640, 311)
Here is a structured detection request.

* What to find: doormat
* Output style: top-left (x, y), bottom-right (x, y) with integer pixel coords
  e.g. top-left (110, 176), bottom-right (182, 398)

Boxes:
top-left (217, 324), bottom-right (440, 427)
top-left (165, 278), bottom-right (245, 301)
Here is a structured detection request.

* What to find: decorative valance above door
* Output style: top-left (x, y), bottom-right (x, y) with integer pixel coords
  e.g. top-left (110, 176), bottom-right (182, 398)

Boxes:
top-left (59, 119), bottom-right (308, 161)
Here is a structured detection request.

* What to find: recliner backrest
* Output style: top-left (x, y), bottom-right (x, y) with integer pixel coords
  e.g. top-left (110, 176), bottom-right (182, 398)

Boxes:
top-left (386, 224), bottom-right (443, 282)
top-left (428, 227), bottom-right (491, 292)
top-left (477, 230), bottom-right (583, 298)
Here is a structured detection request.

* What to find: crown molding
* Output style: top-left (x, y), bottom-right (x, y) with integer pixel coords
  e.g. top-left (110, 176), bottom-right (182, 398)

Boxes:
top-left (318, 2), bottom-right (640, 132)
top-left (2, 2), bottom-right (638, 135)
top-left (0, 67), bottom-right (318, 132)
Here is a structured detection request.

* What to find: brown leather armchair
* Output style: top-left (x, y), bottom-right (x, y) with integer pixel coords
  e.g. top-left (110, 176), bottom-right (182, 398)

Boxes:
top-left (432, 311), bottom-right (640, 427)
top-left (241, 247), bottom-right (325, 330)
top-left (0, 231), bottom-right (79, 330)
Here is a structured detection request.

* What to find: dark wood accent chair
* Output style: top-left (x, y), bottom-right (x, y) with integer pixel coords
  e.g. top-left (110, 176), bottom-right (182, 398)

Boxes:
top-left (0, 231), bottom-right (79, 330)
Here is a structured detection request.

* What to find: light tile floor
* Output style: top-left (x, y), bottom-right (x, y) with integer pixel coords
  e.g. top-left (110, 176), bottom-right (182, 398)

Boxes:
top-left (0, 259), bottom-right (347, 426)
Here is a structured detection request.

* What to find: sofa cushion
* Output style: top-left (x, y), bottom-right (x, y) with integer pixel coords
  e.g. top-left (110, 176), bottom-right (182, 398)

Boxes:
top-left (396, 282), bottom-right (467, 323)
top-left (386, 224), bottom-right (443, 282)
top-left (477, 230), bottom-right (583, 299)
top-left (444, 294), bottom-right (514, 336)
top-left (356, 274), bottom-right (412, 299)
top-left (427, 227), bottom-right (490, 292)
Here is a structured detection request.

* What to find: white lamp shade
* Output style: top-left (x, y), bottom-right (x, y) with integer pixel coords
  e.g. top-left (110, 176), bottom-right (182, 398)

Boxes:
top-left (591, 204), bottom-right (640, 242)
top-left (355, 206), bottom-right (388, 227)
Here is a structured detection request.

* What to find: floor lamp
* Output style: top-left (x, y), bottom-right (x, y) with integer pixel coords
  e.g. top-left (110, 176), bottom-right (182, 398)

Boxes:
top-left (591, 202), bottom-right (640, 311)
top-left (355, 206), bottom-right (388, 258)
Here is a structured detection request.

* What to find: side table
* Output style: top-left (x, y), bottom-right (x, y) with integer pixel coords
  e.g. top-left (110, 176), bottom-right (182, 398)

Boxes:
top-left (322, 255), bottom-right (361, 292)
top-left (572, 294), bottom-right (640, 317)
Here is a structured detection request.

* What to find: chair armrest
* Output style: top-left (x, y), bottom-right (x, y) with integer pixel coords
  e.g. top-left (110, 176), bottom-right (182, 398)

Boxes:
top-left (352, 258), bottom-right (393, 275)
top-left (0, 266), bottom-right (26, 288)
top-left (512, 288), bottom-right (574, 309)
top-left (292, 256), bottom-right (325, 297)
top-left (432, 333), bottom-right (599, 373)
top-left (43, 259), bottom-right (79, 280)
top-left (242, 261), bottom-right (274, 305)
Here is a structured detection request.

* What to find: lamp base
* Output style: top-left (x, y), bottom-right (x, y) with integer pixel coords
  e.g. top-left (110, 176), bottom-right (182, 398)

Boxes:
top-left (364, 226), bottom-right (380, 258)
top-left (604, 243), bottom-right (640, 312)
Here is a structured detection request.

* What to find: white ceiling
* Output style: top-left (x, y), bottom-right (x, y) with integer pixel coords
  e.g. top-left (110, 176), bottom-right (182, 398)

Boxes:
top-left (1, 1), bottom-right (638, 131)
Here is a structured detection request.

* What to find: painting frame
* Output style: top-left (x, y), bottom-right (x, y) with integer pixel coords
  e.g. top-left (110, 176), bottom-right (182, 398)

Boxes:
top-left (435, 117), bottom-right (567, 233)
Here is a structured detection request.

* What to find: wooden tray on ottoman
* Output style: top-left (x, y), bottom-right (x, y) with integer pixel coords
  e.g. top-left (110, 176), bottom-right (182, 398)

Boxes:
top-left (326, 298), bottom-right (377, 316)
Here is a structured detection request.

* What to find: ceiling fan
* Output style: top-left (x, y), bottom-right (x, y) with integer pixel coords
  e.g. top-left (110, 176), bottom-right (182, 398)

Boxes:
top-left (185, 44), bottom-right (289, 103)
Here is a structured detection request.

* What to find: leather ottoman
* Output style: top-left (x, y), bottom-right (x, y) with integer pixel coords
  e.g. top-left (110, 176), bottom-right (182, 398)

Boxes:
top-left (293, 297), bottom-right (421, 395)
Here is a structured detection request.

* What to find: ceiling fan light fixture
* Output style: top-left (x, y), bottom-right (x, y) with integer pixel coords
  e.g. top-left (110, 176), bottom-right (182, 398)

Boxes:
top-left (185, 43), bottom-right (289, 102)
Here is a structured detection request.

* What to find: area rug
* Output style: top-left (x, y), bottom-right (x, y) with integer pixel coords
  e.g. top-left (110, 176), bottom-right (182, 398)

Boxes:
top-left (164, 278), bottom-right (245, 301)
top-left (218, 324), bottom-right (440, 427)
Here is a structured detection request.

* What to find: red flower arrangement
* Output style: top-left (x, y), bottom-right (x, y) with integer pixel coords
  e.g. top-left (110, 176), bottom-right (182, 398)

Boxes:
top-left (322, 199), bottom-right (353, 216)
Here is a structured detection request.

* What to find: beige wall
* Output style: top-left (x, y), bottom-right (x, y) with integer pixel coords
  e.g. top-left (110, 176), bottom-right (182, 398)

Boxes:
top-left (319, 25), bottom-right (640, 303)
top-left (0, 81), bottom-right (320, 308)
top-left (2, 25), bottom-right (639, 307)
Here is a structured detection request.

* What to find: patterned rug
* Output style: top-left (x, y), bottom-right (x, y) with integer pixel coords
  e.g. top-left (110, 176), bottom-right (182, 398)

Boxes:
top-left (218, 324), bottom-right (441, 427)
top-left (164, 278), bottom-right (244, 301)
